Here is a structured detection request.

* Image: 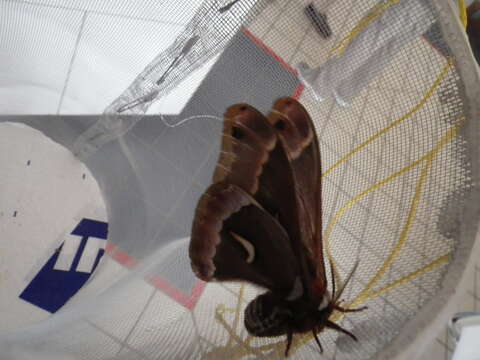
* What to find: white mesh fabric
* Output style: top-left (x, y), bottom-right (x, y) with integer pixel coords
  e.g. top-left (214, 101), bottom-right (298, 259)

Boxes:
top-left (0, 0), bottom-right (480, 359)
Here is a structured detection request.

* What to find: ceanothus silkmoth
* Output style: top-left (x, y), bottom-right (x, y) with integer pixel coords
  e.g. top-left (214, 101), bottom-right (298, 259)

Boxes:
top-left (189, 97), bottom-right (364, 356)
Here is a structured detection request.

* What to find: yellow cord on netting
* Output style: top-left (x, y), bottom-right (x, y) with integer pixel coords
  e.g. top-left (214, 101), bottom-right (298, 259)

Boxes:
top-left (322, 59), bottom-right (454, 178)
top-left (282, 253), bottom-right (450, 354)
top-left (283, 253), bottom-right (450, 352)
top-left (210, 117), bottom-right (462, 358)
top-left (214, 307), bottom-right (269, 359)
top-left (459, 0), bottom-right (468, 29)
top-left (286, 119), bottom-right (464, 353)
top-left (226, 284), bottom-right (245, 347)
top-left (210, 284), bottom-right (285, 359)
top-left (331, 0), bottom-right (467, 56)
top-left (354, 253), bottom-right (450, 303)
top-left (330, 0), bottom-right (401, 56)
top-left (208, 2), bottom-right (466, 354)
top-left (210, 73), bottom-right (464, 358)
top-left (347, 155), bottom-right (434, 299)
top-left (324, 116), bottom-right (464, 305)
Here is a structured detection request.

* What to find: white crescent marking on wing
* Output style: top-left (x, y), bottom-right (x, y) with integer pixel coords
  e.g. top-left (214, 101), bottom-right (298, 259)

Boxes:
top-left (286, 277), bottom-right (303, 301)
top-left (318, 290), bottom-right (331, 311)
top-left (230, 232), bottom-right (255, 263)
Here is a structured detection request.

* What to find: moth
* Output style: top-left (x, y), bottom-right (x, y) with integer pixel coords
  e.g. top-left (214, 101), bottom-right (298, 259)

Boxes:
top-left (189, 97), bottom-right (364, 356)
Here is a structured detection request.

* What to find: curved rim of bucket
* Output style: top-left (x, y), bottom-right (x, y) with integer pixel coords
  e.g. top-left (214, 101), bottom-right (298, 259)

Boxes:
top-left (378, 1), bottom-right (480, 359)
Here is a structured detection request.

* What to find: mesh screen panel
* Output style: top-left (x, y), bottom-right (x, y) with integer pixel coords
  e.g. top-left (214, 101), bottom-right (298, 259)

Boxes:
top-left (0, 0), bottom-right (479, 359)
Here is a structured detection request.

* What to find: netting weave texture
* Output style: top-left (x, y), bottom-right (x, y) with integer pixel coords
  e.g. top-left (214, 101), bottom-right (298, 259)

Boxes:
top-left (1, 0), bottom-right (479, 359)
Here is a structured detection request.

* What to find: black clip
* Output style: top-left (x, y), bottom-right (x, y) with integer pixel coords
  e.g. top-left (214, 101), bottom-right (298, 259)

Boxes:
top-left (305, 3), bottom-right (332, 39)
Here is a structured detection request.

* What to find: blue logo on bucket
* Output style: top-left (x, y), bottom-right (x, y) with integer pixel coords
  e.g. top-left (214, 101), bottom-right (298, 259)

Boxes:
top-left (19, 218), bottom-right (108, 313)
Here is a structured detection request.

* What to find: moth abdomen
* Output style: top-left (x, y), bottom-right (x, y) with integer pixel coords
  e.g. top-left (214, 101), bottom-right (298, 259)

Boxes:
top-left (244, 292), bottom-right (291, 337)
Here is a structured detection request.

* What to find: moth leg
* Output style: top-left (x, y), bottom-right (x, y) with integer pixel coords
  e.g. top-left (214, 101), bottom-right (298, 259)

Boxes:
top-left (312, 328), bottom-right (323, 353)
top-left (325, 320), bottom-right (358, 341)
top-left (285, 330), bottom-right (293, 357)
top-left (333, 304), bottom-right (368, 313)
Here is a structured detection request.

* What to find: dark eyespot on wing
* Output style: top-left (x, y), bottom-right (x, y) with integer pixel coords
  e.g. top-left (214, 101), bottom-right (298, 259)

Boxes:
top-left (267, 98), bottom-right (315, 159)
top-left (274, 119), bottom-right (286, 130)
top-left (213, 104), bottom-right (278, 194)
top-left (231, 126), bottom-right (244, 139)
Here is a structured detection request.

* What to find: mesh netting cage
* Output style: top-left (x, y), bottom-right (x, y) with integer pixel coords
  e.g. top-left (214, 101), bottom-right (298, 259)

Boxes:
top-left (1, 0), bottom-right (480, 359)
